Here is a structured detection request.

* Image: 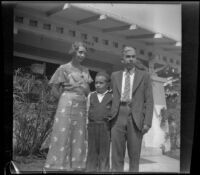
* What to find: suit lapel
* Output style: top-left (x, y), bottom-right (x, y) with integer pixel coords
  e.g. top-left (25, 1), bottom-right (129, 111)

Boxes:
top-left (132, 68), bottom-right (144, 94)
top-left (116, 71), bottom-right (123, 94)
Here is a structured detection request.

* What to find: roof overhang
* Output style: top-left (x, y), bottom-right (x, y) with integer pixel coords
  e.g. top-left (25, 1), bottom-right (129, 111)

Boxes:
top-left (13, 2), bottom-right (181, 72)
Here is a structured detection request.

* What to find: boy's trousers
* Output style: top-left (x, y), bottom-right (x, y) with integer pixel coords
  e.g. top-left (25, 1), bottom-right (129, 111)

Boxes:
top-left (86, 121), bottom-right (110, 172)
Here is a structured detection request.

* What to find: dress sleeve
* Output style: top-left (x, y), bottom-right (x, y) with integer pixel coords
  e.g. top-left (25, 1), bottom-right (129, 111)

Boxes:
top-left (83, 67), bottom-right (93, 84)
top-left (86, 92), bottom-right (91, 125)
top-left (49, 66), bottom-right (69, 85)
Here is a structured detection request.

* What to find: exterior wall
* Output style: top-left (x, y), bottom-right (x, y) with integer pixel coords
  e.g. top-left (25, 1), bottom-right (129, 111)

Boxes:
top-left (141, 75), bottom-right (170, 156)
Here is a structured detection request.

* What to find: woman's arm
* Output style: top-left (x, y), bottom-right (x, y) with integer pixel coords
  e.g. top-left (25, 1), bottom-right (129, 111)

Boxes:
top-left (50, 84), bottom-right (62, 99)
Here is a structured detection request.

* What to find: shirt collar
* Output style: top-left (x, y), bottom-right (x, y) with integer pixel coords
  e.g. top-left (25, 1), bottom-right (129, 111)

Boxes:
top-left (96, 90), bottom-right (109, 96)
top-left (124, 67), bottom-right (135, 75)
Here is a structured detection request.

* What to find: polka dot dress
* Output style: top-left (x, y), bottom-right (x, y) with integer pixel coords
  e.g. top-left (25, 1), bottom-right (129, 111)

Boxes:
top-left (44, 92), bottom-right (88, 171)
top-left (44, 63), bottom-right (92, 171)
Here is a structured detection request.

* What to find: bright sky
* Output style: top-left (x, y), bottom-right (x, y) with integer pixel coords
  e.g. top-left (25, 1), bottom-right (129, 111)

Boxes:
top-left (75, 3), bottom-right (181, 42)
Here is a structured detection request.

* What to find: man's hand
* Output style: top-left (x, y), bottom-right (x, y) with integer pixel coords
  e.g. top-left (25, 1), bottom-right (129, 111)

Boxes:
top-left (142, 124), bottom-right (150, 134)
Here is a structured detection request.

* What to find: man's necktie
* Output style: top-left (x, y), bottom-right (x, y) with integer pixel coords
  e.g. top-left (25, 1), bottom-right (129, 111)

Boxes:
top-left (122, 72), bottom-right (131, 102)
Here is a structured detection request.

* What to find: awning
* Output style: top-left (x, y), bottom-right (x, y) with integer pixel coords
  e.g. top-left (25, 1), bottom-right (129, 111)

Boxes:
top-left (13, 2), bottom-right (181, 72)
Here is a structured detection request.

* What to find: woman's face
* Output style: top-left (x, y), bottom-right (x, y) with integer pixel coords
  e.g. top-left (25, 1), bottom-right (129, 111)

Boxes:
top-left (75, 46), bottom-right (87, 63)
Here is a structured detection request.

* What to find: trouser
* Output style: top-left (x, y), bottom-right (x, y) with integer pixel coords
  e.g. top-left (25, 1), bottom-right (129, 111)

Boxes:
top-left (111, 104), bottom-right (143, 172)
top-left (86, 121), bottom-right (110, 172)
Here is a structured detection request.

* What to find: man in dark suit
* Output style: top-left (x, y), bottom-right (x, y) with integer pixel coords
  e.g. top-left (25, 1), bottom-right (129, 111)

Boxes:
top-left (110, 46), bottom-right (154, 172)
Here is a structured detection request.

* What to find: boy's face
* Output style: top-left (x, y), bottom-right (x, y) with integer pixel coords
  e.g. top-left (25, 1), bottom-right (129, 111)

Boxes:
top-left (95, 75), bottom-right (108, 94)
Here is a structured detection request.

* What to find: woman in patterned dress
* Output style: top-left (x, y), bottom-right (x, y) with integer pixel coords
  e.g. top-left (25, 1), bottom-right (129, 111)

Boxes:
top-left (44, 41), bottom-right (93, 171)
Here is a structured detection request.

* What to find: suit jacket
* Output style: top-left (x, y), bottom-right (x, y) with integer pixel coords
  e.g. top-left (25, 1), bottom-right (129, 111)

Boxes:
top-left (111, 68), bottom-right (154, 131)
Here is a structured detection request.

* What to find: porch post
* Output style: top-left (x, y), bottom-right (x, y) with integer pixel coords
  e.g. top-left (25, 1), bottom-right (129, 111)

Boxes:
top-left (141, 75), bottom-right (171, 156)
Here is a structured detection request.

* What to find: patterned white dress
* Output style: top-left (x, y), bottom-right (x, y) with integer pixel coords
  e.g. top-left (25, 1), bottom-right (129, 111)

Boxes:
top-left (44, 62), bottom-right (92, 170)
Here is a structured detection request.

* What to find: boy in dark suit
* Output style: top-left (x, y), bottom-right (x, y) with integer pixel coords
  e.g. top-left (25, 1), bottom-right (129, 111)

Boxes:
top-left (86, 71), bottom-right (112, 172)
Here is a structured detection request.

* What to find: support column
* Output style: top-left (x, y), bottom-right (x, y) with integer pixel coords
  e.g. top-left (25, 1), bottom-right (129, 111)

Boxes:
top-left (141, 75), bottom-right (171, 156)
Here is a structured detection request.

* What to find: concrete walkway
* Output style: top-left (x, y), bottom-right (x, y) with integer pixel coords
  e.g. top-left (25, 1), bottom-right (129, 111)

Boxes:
top-left (124, 155), bottom-right (180, 172)
top-left (13, 153), bottom-right (180, 173)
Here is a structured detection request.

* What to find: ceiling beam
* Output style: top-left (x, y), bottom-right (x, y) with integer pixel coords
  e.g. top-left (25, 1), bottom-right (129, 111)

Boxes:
top-left (163, 48), bottom-right (181, 51)
top-left (145, 41), bottom-right (176, 46)
top-left (76, 14), bottom-right (106, 25)
top-left (46, 3), bottom-right (70, 17)
top-left (126, 34), bottom-right (155, 40)
top-left (102, 24), bottom-right (137, 33)
top-left (102, 25), bottom-right (131, 33)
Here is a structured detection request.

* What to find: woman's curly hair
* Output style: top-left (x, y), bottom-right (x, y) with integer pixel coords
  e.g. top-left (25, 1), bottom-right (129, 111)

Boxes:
top-left (68, 41), bottom-right (87, 57)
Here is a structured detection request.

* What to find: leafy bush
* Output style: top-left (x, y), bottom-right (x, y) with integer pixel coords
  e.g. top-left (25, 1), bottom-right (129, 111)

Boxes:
top-left (13, 68), bottom-right (57, 158)
top-left (160, 90), bottom-right (180, 150)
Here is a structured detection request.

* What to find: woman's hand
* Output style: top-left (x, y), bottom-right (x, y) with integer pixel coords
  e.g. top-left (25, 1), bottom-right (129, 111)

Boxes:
top-left (62, 80), bottom-right (90, 96)
top-left (78, 81), bottom-right (90, 96)
top-left (62, 82), bottom-right (80, 90)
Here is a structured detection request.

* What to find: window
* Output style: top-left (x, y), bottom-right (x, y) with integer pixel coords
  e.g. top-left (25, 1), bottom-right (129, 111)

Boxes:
top-left (81, 33), bottom-right (87, 40)
top-left (140, 49), bottom-right (144, 55)
top-left (170, 58), bottom-right (174, 63)
top-left (93, 36), bottom-right (98, 43)
top-left (29, 19), bottom-right (38, 27)
top-left (56, 27), bottom-right (64, 34)
top-left (43, 23), bottom-right (51, 30)
top-left (15, 16), bottom-right (24, 23)
top-left (102, 39), bottom-right (109, 45)
top-left (69, 30), bottom-right (76, 37)
top-left (113, 42), bottom-right (118, 48)
top-left (163, 56), bottom-right (167, 62)
top-left (148, 52), bottom-right (152, 57)
top-left (176, 60), bottom-right (180, 65)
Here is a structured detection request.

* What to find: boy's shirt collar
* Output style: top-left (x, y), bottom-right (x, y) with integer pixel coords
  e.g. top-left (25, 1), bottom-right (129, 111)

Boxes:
top-left (96, 90), bottom-right (109, 95)
top-left (95, 90), bottom-right (109, 103)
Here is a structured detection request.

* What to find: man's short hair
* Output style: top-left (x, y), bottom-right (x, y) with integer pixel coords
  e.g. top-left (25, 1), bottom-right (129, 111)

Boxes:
top-left (122, 46), bottom-right (136, 55)
top-left (95, 71), bottom-right (110, 82)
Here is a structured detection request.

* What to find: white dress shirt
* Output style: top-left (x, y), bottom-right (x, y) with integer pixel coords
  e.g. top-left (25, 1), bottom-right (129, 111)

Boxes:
top-left (96, 90), bottom-right (109, 103)
top-left (121, 68), bottom-right (135, 101)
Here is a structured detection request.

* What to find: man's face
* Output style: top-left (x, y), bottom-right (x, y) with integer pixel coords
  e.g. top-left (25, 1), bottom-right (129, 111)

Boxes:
top-left (95, 75), bottom-right (108, 94)
top-left (122, 49), bottom-right (137, 69)
top-left (75, 46), bottom-right (87, 63)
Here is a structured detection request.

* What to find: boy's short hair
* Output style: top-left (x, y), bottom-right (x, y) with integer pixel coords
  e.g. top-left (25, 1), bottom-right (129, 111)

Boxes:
top-left (95, 71), bottom-right (110, 82)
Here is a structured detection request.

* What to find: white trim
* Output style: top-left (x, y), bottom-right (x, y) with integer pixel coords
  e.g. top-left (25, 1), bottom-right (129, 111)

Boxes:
top-left (85, 66), bottom-right (104, 72)
top-left (14, 51), bottom-right (63, 65)
top-left (14, 51), bottom-right (103, 72)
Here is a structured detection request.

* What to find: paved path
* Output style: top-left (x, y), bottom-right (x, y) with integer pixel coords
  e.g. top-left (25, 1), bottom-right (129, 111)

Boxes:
top-left (124, 155), bottom-right (180, 172)
top-left (13, 154), bottom-right (180, 173)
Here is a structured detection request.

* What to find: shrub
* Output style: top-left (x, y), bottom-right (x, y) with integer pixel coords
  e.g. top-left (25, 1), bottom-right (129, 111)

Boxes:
top-left (13, 68), bottom-right (57, 158)
top-left (160, 105), bottom-right (180, 150)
